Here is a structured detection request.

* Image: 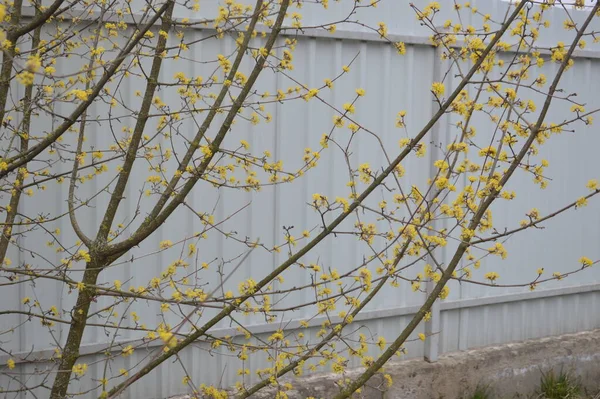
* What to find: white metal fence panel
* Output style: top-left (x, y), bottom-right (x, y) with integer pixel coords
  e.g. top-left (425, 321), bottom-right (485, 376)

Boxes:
top-left (2, 1), bottom-right (600, 398)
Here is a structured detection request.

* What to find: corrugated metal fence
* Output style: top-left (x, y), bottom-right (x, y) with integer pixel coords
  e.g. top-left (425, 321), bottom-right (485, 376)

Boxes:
top-left (2, 1), bottom-right (600, 398)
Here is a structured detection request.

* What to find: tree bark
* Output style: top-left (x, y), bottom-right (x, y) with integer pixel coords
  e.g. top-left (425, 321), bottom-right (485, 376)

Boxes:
top-left (49, 262), bottom-right (102, 399)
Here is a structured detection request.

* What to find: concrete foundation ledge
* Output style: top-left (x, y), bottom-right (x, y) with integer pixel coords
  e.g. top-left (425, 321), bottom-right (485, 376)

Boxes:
top-left (171, 329), bottom-right (600, 398)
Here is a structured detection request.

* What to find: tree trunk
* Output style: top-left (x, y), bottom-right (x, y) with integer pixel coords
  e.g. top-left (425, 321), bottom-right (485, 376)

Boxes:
top-left (49, 261), bottom-right (102, 399)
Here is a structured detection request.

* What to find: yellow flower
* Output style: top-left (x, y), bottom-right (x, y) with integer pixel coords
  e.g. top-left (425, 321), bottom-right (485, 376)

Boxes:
top-left (528, 208), bottom-right (540, 220)
top-left (479, 146), bottom-right (497, 157)
top-left (570, 104), bottom-right (585, 113)
top-left (435, 177), bottom-right (449, 190)
top-left (343, 103), bottom-right (355, 114)
top-left (579, 257), bottom-right (593, 267)
top-left (333, 115), bottom-right (345, 128)
top-left (355, 88), bottom-right (365, 96)
top-left (312, 193), bottom-right (328, 207)
top-left (25, 55), bottom-right (41, 73)
top-left (7, 359), bottom-right (15, 369)
top-left (286, 235), bottom-right (296, 246)
top-left (268, 330), bottom-right (284, 342)
top-left (394, 42), bottom-right (406, 55)
top-left (77, 249), bottom-right (91, 262)
top-left (358, 163), bottom-right (372, 183)
top-left (17, 71), bottom-right (34, 85)
top-left (439, 286), bottom-right (450, 299)
top-left (304, 88), bottom-right (319, 101)
top-left (484, 272), bottom-right (499, 281)
top-left (159, 331), bottom-right (178, 348)
top-left (147, 175), bottom-right (162, 184)
top-left (553, 272), bottom-right (563, 280)
top-left (418, 333), bottom-right (426, 341)
top-left (431, 82), bottom-right (445, 96)
top-left (488, 243), bottom-right (507, 259)
top-left (384, 374), bottom-right (393, 387)
top-left (70, 89), bottom-right (89, 101)
top-left (159, 240), bottom-right (173, 249)
top-left (460, 228), bottom-right (474, 241)
top-left (377, 22), bottom-right (388, 37)
top-left (121, 345), bottom-right (134, 357)
top-left (575, 197), bottom-right (588, 208)
top-left (434, 159), bottom-right (449, 170)
top-left (72, 363), bottom-right (88, 376)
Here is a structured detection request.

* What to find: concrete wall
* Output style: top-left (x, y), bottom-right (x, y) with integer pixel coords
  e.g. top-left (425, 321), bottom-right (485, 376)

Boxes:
top-left (205, 329), bottom-right (600, 399)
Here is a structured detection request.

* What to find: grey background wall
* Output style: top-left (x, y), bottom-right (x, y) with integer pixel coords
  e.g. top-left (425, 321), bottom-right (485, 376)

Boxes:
top-left (2, 1), bottom-right (600, 398)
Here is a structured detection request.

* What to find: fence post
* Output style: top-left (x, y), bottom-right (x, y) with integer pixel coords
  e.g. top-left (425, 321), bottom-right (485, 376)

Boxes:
top-left (424, 43), bottom-right (447, 363)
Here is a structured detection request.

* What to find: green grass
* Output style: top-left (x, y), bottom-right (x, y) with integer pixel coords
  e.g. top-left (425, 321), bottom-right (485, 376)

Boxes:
top-left (464, 384), bottom-right (493, 399)
top-left (461, 368), bottom-right (598, 399)
top-left (536, 368), bottom-right (582, 399)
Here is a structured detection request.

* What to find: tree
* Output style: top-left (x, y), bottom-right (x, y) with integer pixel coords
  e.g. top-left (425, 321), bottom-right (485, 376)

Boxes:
top-left (0, 0), bottom-right (599, 398)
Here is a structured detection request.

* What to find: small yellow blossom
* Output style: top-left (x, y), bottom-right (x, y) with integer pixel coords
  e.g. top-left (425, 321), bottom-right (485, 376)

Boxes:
top-left (431, 82), bottom-right (445, 96)
top-left (575, 197), bottom-right (588, 208)
top-left (159, 331), bottom-right (178, 348)
top-left (70, 89), bottom-right (89, 101)
top-left (121, 345), bottom-right (134, 357)
top-left (343, 103), bottom-right (355, 114)
top-left (586, 179), bottom-right (598, 191)
top-left (394, 42), bottom-right (406, 55)
top-left (580, 257), bottom-right (593, 267)
top-left (72, 363), bottom-right (88, 376)
top-left (159, 240), bottom-right (173, 249)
